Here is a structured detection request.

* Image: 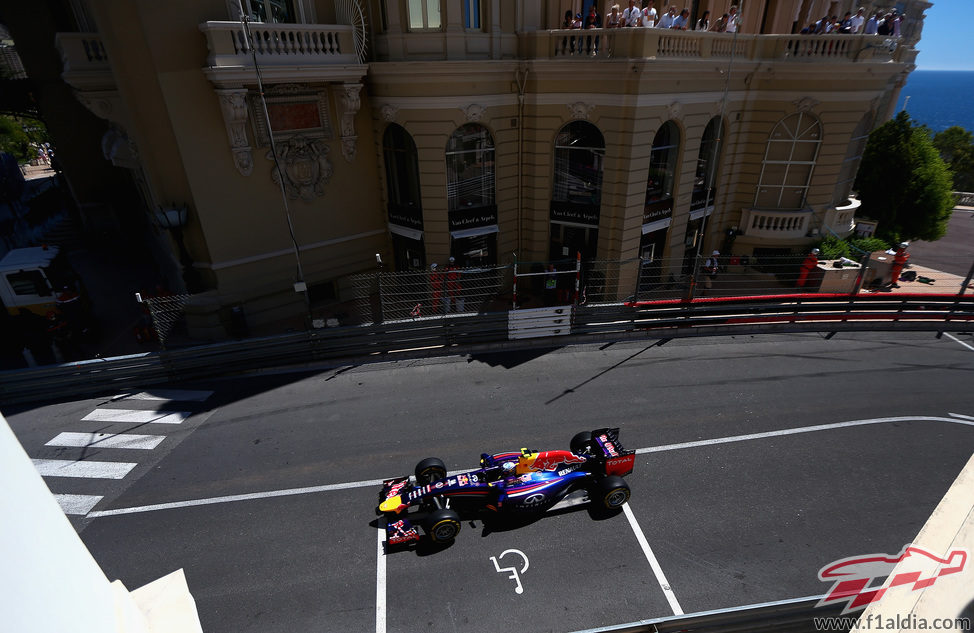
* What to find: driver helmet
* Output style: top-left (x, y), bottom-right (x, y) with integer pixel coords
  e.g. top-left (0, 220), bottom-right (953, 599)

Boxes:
top-left (502, 461), bottom-right (515, 474)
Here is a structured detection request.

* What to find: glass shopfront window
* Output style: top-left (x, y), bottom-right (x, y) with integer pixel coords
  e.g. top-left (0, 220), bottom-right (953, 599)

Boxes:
top-left (447, 123), bottom-right (496, 266)
top-left (550, 121), bottom-right (605, 262)
top-left (383, 124), bottom-right (425, 270)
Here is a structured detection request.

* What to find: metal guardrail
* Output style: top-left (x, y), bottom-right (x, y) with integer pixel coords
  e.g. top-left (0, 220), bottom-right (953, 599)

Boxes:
top-left (576, 594), bottom-right (850, 633)
top-left (1, 294), bottom-right (971, 407)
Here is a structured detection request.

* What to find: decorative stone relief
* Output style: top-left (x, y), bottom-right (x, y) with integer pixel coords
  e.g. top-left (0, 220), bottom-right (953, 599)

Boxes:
top-left (667, 101), bottom-right (683, 121)
top-left (332, 83), bottom-right (362, 162)
top-left (380, 104), bottom-right (399, 122)
top-left (793, 96), bottom-right (820, 112)
top-left (267, 135), bottom-right (332, 201)
top-left (216, 88), bottom-right (253, 176)
top-left (461, 103), bottom-right (487, 122)
top-left (567, 102), bottom-right (595, 120)
top-left (100, 125), bottom-right (139, 169)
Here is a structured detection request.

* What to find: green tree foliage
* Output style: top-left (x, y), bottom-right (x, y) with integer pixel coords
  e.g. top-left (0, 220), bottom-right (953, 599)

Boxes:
top-left (0, 115), bottom-right (33, 161)
top-left (932, 126), bottom-right (974, 192)
top-left (847, 237), bottom-right (890, 254)
top-left (854, 111), bottom-right (954, 243)
top-left (817, 236), bottom-right (850, 259)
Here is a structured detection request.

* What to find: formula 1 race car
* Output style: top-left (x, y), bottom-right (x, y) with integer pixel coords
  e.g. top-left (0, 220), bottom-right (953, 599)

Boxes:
top-left (376, 428), bottom-right (635, 546)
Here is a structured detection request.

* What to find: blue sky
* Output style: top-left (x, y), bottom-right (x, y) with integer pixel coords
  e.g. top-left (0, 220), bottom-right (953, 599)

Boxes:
top-left (914, 0), bottom-right (972, 70)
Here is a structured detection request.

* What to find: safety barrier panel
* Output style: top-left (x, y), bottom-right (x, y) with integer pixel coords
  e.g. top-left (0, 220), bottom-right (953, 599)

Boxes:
top-left (2, 294), bottom-right (971, 406)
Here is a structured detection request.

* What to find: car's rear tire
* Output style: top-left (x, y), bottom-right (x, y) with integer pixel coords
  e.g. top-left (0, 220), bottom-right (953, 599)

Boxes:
top-left (415, 457), bottom-right (447, 485)
top-left (424, 508), bottom-right (461, 543)
top-left (570, 431), bottom-right (595, 456)
top-left (593, 475), bottom-right (630, 510)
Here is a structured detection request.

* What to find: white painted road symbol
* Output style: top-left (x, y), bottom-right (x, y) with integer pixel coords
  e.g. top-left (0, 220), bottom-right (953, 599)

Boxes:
top-left (490, 549), bottom-right (530, 594)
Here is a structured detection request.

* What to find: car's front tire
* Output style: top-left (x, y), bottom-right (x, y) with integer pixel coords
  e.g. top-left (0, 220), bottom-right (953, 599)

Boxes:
top-left (415, 457), bottom-right (447, 485)
top-left (593, 475), bottom-right (630, 510)
top-left (424, 508), bottom-right (461, 543)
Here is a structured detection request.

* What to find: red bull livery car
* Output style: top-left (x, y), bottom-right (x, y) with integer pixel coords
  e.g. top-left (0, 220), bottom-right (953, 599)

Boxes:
top-left (376, 428), bottom-right (635, 546)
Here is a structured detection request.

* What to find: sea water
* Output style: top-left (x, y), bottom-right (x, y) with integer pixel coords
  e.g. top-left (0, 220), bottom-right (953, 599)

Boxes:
top-left (895, 70), bottom-right (974, 133)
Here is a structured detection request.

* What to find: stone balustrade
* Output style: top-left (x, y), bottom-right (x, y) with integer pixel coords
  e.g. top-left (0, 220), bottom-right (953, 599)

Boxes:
top-left (741, 208), bottom-right (812, 240)
top-left (525, 29), bottom-right (897, 63)
top-left (199, 21), bottom-right (359, 68)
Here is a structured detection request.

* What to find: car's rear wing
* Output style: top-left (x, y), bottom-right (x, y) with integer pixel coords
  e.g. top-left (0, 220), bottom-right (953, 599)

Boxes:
top-left (591, 427), bottom-right (635, 477)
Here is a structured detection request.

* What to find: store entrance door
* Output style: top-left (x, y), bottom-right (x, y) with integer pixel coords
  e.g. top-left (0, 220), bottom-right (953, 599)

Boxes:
top-left (549, 223), bottom-right (597, 263)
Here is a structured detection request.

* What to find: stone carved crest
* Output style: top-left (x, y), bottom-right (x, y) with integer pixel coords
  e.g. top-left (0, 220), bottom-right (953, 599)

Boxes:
top-left (333, 83), bottom-right (363, 162)
top-left (567, 102), bottom-right (595, 120)
top-left (462, 103), bottom-right (487, 122)
top-left (217, 89), bottom-right (253, 175)
top-left (267, 135), bottom-right (332, 201)
top-left (380, 104), bottom-right (399, 122)
top-left (793, 96), bottom-right (820, 112)
top-left (667, 101), bottom-right (683, 121)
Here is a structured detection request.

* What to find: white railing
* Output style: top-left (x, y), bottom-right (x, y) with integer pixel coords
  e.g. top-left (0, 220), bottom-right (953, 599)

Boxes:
top-left (55, 32), bottom-right (110, 73)
top-left (528, 30), bottom-right (895, 63)
top-left (742, 208), bottom-right (812, 240)
top-left (199, 21), bottom-right (359, 67)
top-left (824, 198), bottom-right (861, 236)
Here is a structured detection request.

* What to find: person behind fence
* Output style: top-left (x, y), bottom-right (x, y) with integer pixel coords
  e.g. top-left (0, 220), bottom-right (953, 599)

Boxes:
top-left (446, 256), bottom-right (463, 313)
top-left (430, 262), bottom-right (443, 312)
top-left (888, 242), bottom-right (910, 288)
top-left (796, 248), bottom-right (819, 288)
top-left (703, 250), bottom-right (720, 290)
top-left (544, 264), bottom-right (558, 305)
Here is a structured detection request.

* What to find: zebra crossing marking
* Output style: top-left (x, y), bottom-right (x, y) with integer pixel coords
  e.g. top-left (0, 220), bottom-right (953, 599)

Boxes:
top-left (54, 494), bottom-right (104, 515)
top-left (82, 409), bottom-right (191, 425)
top-left (46, 432), bottom-right (166, 450)
top-left (32, 458), bottom-right (137, 479)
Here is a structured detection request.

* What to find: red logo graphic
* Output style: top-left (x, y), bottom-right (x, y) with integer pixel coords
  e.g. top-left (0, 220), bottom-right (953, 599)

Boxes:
top-left (817, 545), bottom-right (968, 614)
top-left (528, 450), bottom-right (587, 472)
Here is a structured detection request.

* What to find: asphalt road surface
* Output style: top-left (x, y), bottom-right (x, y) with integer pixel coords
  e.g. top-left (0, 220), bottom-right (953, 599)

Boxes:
top-left (5, 331), bottom-right (974, 633)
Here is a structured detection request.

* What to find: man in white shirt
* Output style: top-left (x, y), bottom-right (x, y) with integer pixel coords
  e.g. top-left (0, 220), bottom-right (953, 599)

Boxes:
top-left (848, 8), bottom-right (866, 34)
top-left (657, 6), bottom-right (677, 29)
top-left (622, 0), bottom-right (641, 27)
top-left (726, 5), bottom-right (740, 32)
top-left (864, 12), bottom-right (879, 35)
top-left (641, 0), bottom-right (658, 27)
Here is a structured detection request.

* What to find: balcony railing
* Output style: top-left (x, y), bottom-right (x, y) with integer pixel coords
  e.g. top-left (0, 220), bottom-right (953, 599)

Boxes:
top-left (524, 30), bottom-right (898, 63)
top-left (199, 21), bottom-right (359, 68)
top-left (741, 208), bottom-right (812, 240)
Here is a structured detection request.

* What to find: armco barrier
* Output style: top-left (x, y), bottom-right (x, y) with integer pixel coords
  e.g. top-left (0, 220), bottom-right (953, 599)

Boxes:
top-left (1, 294), bottom-right (971, 406)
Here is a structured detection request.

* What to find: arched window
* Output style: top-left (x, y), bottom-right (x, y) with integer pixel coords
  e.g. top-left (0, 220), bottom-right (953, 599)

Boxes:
top-left (446, 123), bottom-right (494, 212)
top-left (446, 124), bottom-right (497, 266)
top-left (552, 121), bottom-right (605, 205)
top-left (550, 121), bottom-right (605, 261)
top-left (646, 122), bottom-right (680, 205)
top-left (834, 113), bottom-right (873, 203)
top-left (383, 124), bottom-right (425, 270)
top-left (755, 112), bottom-right (822, 209)
top-left (693, 117), bottom-right (724, 210)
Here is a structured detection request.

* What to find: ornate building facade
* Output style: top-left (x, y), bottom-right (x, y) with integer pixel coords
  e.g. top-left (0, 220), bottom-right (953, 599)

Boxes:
top-left (4, 0), bottom-right (931, 335)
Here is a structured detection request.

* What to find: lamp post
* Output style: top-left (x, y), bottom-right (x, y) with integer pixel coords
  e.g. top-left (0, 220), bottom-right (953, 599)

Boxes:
top-left (155, 205), bottom-right (203, 293)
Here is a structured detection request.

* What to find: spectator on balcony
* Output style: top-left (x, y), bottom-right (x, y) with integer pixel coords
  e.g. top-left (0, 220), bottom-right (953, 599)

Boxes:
top-left (890, 11), bottom-right (902, 37)
top-left (813, 15), bottom-right (830, 33)
top-left (622, 0), bottom-right (641, 27)
top-left (584, 5), bottom-right (601, 29)
top-left (864, 12), bottom-right (880, 35)
top-left (838, 12), bottom-right (854, 33)
top-left (640, 0), bottom-right (658, 27)
top-left (606, 5), bottom-right (622, 28)
top-left (725, 5), bottom-right (740, 32)
top-left (695, 10), bottom-right (710, 31)
top-left (572, 12), bottom-right (584, 29)
top-left (671, 8), bottom-right (690, 30)
top-left (877, 13), bottom-right (891, 36)
top-left (657, 6), bottom-right (678, 29)
top-left (709, 13), bottom-right (729, 32)
top-left (562, 9), bottom-right (574, 29)
top-left (849, 8), bottom-right (866, 34)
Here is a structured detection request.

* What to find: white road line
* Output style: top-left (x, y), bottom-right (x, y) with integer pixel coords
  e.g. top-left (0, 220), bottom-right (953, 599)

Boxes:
top-left (45, 432), bottom-right (166, 450)
top-left (82, 409), bottom-right (191, 425)
top-left (944, 332), bottom-right (974, 352)
top-left (32, 458), bottom-right (137, 479)
top-left (113, 389), bottom-right (214, 402)
top-left (635, 416), bottom-right (974, 456)
top-left (949, 413), bottom-right (974, 421)
top-left (87, 415), bottom-right (974, 518)
top-left (54, 494), bottom-right (104, 515)
top-left (376, 518), bottom-right (386, 633)
top-left (623, 502), bottom-right (683, 615)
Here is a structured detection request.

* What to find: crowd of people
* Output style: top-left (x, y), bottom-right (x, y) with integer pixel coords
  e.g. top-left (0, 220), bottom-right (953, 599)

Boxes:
top-left (562, 2), bottom-right (741, 32)
top-left (799, 7), bottom-right (904, 35)
top-left (561, 3), bottom-right (906, 37)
